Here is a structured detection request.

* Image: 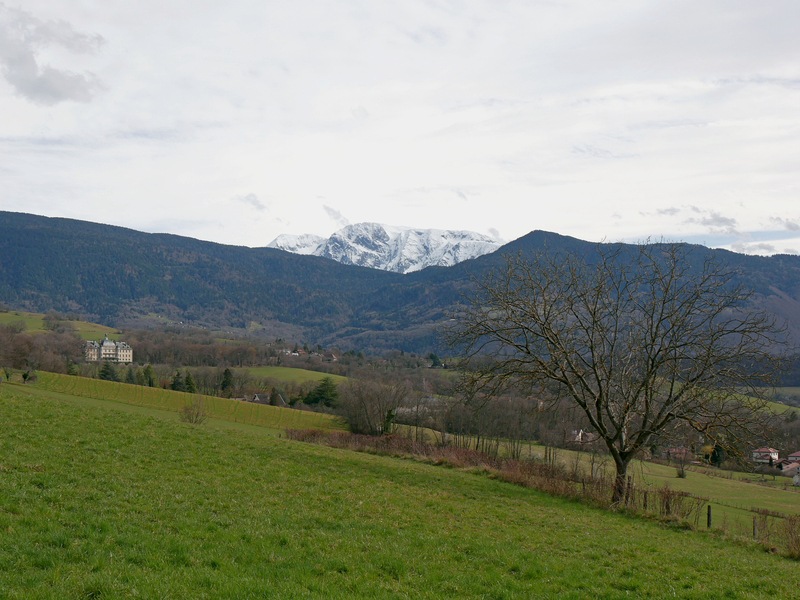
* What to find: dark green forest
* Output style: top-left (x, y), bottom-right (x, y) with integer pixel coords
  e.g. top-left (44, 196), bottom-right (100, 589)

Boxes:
top-left (2, 211), bottom-right (800, 353)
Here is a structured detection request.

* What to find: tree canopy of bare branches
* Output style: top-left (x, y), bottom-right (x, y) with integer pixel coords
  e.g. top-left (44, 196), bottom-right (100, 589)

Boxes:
top-left (446, 243), bottom-right (786, 503)
top-left (338, 378), bottom-right (410, 436)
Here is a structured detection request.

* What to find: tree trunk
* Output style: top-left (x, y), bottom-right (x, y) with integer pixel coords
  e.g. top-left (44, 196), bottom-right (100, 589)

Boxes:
top-left (611, 460), bottom-right (629, 505)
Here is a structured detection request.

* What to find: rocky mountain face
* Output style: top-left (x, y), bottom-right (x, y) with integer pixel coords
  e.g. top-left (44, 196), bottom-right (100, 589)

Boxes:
top-left (268, 223), bottom-right (502, 274)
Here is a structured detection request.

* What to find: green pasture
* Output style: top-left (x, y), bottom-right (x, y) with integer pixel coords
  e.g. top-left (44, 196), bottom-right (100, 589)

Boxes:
top-left (399, 429), bottom-right (800, 528)
top-left (1, 387), bottom-right (799, 599)
top-left (244, 365), bottom-right (348, 384)
top-left (33, 372), bottom-right (345, 433)
top-left (518, 444), bottom-right (800, 533)
top-left (9, 384), bottom-right (285, 438)
top-left (0, 310), bottom-right (119, 340)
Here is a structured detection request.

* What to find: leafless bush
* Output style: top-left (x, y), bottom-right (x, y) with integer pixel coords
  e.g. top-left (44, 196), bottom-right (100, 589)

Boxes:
top-left (180, 396), bottom-right (208, 425)
top-left (783, 515), bottom-right (800, 559)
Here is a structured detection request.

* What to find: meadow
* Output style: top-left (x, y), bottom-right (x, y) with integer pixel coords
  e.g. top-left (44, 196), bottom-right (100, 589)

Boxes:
top-left (244, 365), bottom-right (348, 384)
top-left (0, 310), bottom-right (120, 340)
top-left (1, 385), bottom-right (799, 599)
top-left (28, 372), bottom-right (800, 532)
top-left (33, 372), bottom-right (345, 432)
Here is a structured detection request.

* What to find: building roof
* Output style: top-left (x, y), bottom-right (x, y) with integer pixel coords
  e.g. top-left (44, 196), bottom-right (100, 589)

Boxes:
top-left (753, 447), bottom-right (779, 453)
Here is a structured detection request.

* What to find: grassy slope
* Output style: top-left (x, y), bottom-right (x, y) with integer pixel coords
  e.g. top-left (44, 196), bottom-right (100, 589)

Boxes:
top-left (29, 373), bottom-right (800, 526)
top-left (34, 372), bottom-right (345, 432)
top-left (1, 387), bottom-right (798, 600)
top-left (244, 365), bottom-right (348, 384)
top-left (0, 310), bottom-right (120, 340)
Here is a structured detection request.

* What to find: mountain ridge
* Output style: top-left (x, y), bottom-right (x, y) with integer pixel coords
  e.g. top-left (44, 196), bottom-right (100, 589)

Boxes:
top-left (268, 222), bottom-right (502, 273)
top-left (2, 211), bottom-right (800, 353)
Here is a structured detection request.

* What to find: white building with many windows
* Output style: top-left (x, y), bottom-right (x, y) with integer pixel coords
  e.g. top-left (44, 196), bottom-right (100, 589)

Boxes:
top-left (85, 334), bottom-right (133, 363)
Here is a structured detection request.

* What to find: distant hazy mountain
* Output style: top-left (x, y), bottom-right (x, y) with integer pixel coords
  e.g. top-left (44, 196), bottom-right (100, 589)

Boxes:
top-left (269, 223), bottom-right (502, 273)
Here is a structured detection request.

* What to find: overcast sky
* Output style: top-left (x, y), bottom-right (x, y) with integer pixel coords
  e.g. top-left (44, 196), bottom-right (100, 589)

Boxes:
top-left (1, 1), bottom-right (799, 254)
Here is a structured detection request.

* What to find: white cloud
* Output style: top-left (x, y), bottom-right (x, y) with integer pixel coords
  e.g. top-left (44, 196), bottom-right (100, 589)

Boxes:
top-left (236, 193), bottom-right (266, 211)
top-left (323, 205), bottom-right (350, 228)
top-left (0, 3), bottom-right (104, 105)
top-left (0, 1), bottom-right (799, 252)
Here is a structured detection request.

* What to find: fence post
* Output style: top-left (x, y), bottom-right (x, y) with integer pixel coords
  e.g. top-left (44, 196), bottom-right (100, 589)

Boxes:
top-left (643, 490), bottom-right (648, 511)
top-left (707, 505), bottom-right (712, 529)
top-left (753, 516), bottom-right (758, 539)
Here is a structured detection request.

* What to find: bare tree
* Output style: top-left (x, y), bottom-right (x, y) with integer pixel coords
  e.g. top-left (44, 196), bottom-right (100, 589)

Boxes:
top-left (338, 378), bottom-right (410, 436)
top-left (446, 242), bottom-right (785, 503)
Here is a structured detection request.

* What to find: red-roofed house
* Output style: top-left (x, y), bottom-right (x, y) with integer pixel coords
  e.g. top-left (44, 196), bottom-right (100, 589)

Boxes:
top-left (752, 447), bottom-right (779, 464)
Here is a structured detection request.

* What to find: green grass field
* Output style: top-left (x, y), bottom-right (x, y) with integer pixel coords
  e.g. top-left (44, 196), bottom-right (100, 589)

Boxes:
top-left (33, 372), bottom-right (345, 432)
top-left (244, 365), bottom-right (348, 384)
top-left (26, 373), bottom-right (800, 532)
top-left (0, 310), bottom-right (120, 340)
top-left (1, 386), bottom-right (799, 599)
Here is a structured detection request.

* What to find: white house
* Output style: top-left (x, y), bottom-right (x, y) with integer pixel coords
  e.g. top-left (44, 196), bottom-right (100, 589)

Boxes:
top-left (752, 447), bottom-right (779, 464)
top-left (85, 334), bottom-right (133, 363)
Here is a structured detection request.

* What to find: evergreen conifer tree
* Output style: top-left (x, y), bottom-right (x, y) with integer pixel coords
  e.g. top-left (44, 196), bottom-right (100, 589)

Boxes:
top-left (221, 368), bottom-right (234, 396)
top-left (185, 370), bottom-right (197, 393)
top-left (171, 371), bottom-right (186, 392)
top-left (98, 362), bottom-right (119, 382)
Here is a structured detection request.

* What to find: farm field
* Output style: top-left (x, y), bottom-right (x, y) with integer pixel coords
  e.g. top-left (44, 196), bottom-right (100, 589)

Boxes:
top-left (9, 383), bottom-right (286, 438)
top-left (0, 310), bottom-right (120, 340)
top-left (244, 365), bottom-right (348, 384)
top-left (397, 427), bottom-right (800, 528)
top-left (1, 386), bottom-right (799, 599)
top-left (33, 372), bottom-right (345, 433)
top-left (21, 371), bottom-right (800, 535)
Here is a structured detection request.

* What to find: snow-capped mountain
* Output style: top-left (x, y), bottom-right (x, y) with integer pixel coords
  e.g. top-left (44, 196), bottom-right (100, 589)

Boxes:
top-left (268, 233), bottom-right (326, 255)
top-left (267, 223), bottom-right (502, 274)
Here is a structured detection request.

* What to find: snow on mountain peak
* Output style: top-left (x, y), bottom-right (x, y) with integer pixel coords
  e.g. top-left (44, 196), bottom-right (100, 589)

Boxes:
top-left (267, 233), bottom-right (326, 255)
top-left (268, 223), bottom-right (502, 273)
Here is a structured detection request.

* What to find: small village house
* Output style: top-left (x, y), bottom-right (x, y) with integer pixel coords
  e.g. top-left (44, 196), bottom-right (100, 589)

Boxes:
top-left (751, 447), bottom-right (779, 464)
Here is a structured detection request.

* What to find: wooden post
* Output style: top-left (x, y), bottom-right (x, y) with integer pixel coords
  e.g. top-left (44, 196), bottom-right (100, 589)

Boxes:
top-left (753, 516), bottom-right (758, 539)
top-left (643, 491), bottom-right (648, 511)
top-left (707, 505), bottom-right (712, 529)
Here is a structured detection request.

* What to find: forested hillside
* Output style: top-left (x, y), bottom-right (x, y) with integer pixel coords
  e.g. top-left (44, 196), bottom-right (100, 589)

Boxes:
top-left (3, 211), bottom-right (800, 353)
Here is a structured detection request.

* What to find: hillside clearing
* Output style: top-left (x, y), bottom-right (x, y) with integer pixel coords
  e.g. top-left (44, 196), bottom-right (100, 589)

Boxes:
top-left (244, 365), bottom-right (348, 384)
top-left (0, 310), bottom-right (119, 340)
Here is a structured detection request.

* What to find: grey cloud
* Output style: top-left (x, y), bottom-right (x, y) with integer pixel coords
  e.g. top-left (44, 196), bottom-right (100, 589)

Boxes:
top-left (0, 3), bottom-right (105, 105)
top-left (731, 242), bottom-right (775, 255)
top-left (685, 209), bottom-right (739, 235)
top-left (714, 75), bottom-right (800, 91)
top-left (657, 207), bottom-right (681, 216)
top-left (770, 216), bottom-right (800, 232)
top-left (236, 193), bottom-right (266, 211)
top-left (323, 205), bottom-right (350, 227)
top-left (351, 106), bottom-right (369, 120)
top-left (487, 228), bottom-right (501, 240)
top-left (453, 189), bottom-right (467, 201)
